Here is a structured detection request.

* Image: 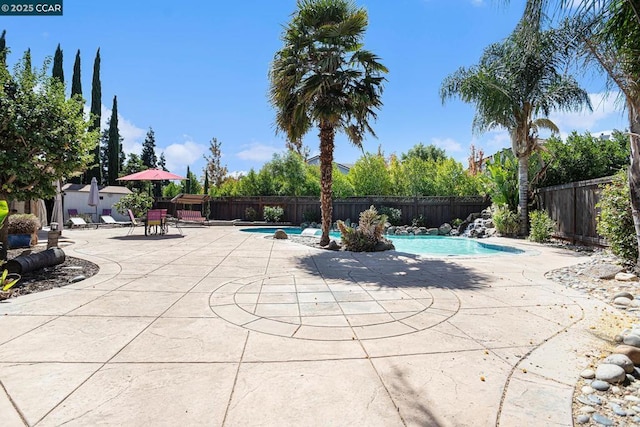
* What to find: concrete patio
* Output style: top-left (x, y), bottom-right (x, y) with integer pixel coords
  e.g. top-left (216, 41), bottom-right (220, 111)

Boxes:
top-left (0, 225), bottom-right (613, 426)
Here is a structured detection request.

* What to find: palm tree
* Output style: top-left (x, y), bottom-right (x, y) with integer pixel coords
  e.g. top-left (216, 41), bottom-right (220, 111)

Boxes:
top-left (269, 0), bottom-right (387, 246)
top-left (515, 0), bottom-right (640, 261)
top-left (441, 21), bottom-right (591, 235)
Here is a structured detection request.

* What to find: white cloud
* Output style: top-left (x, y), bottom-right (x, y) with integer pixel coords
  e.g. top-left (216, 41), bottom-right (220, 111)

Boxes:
top-left (548, 91), bottom-right (625, 132)
top-left (236, 141), bottom-right (282, 162)
top-left (431, 137), bottom-right (463, 153)
top-left (163, 137), bottom-right (207, 175)
top-left (227, 170), bottom-right (247, 179)
top-left (485, 130), bottom-right (510, 148)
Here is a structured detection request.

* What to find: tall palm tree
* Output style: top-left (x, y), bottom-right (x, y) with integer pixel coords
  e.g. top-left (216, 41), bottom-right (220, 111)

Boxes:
top-left (269, 0), bottom-right (387, 246)
top-left (515, 0), bottom-right (640, 262)
top-left (441, 22), bottom-right (591, 235)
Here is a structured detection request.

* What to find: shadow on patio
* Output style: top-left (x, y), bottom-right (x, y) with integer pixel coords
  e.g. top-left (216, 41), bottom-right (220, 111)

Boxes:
top-left (292, 249), bottom-right (492, 291)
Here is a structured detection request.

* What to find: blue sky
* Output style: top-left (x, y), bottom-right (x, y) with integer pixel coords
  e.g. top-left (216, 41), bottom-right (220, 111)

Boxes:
top-left (2, 0), bottom-right (627, 179)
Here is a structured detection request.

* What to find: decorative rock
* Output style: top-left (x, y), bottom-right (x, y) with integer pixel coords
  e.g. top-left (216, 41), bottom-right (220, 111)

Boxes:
top-left (592, 413), bottom-right (615, 426)
top-left (581, 369), bottom-right (596, 379)
top-left (577, 395), bottom-right (592, 406)
top-left (590, 380), bottom-right (610, 391)
top-left (624, 334), bottom-right (640, 348)
top-left (589, 395), bottom-right (603, 405)
top-left (438, 223), bottom-right (452, 235)
top-left (576, 414), bottom-right (590, 424)
top-left (273, 229), bottom-right (288, 240)
top-left (614, 291), bottom-right (635, 300)
top-left (614, 297), bottom-right (632, 306)
top-left (427, 228), bottom-right (439, 236)
top-left (326, 240), bottom-right (340, 251)
top-left (610, 403), bottom-right (627, 417)
top-left (579, 406), bottom-right (597, 414)
top-left (373, 240), bottom-right (395, 251)
top-left (611, 386), bottom-right (622, 394)
top-left (582, 385), bottom-right (596, 394)
top-left (595, 364), bottom-right (626, 384)
top-left (604, 354), bottom-right (635, 373)
top-left (583, 264), bottom-right (625, 280)
top-left (69, 275), bottom-right (86, 283)
top-left (626, 395), bottom-right (640, 403)
top-left (616, 272), bottom-right (639, 282)
top-left (615, 345), bottom-right (640, 363)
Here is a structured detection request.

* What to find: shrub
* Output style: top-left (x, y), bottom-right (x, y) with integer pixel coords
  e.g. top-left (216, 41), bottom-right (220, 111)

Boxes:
top-left (8, 214), bottom-right (40, 234)
top-left (528, 210), bottom-right (555, 243)
top-left (302, 209), bottom-right (321, 223)
top-left (412, 214), bottom-right (428, 228)
top-left (451, 218), bottom-right (463, 228)
top-left (379, 206), bottom-right (402, 226)
top-left (337, 205), bottom-right (391, 252)
top-left (113, 192), bottom-right (153, 217)
top-left (491, 204), bottom-right (519, 236)
top-left (244, 207), bottom-right (258, 221)
top-left (263, 206), bottom-right (284, 222)
top-left (597, 170), bottom-right (638, 262)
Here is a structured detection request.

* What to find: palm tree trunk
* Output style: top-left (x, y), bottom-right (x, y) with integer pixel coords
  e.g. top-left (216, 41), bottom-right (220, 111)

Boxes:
top-left (628, 108), bottom-right (640, 266)
top-left (319, 122), bottom-right (335, 246)
top-left (518, 155), bottom-right (529, 236)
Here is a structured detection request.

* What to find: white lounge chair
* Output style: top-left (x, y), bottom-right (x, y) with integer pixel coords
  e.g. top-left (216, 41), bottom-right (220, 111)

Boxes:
top-left (100, 215), bottom-right (131, 227)
top-left (68, 217), bottom-right (89, 229)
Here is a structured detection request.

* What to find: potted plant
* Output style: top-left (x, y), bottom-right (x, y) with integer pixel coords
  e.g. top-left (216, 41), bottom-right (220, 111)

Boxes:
top-left (8, 214), bottom-right (40, 249)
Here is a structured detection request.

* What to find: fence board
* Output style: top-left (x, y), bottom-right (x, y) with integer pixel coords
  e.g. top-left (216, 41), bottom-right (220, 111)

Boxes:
top-left (535, 176), bottom-right (612, 246)
top-left (155, 196), bottom-right (490, 227)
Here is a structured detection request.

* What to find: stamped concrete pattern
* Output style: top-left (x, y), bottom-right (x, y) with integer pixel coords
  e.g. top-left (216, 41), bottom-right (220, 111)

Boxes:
top-left (0, 226), bottom-right (612, 426)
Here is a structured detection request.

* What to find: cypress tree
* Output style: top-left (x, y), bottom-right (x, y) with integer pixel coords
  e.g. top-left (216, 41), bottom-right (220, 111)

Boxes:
top-left (141, 127), bottom-right (158, 168)
top-left (86, 48), bottom-right (102, 183)
top-left (71, 49), bottom-right (81, 98)
top-left (107, 96), bottom-right (120, 185)
top-left (185, 166), bottom-right (191, 194)
top-left (159, 153), bottom-right (168, 171)
top-left (24, 48), bottom-right (31, 72)
top-left (203, 172), bottom-right (209, 195)
top-left (0, 30), bottom-right (6, 68)
top-left (52, 43), bottom-right (64, 84)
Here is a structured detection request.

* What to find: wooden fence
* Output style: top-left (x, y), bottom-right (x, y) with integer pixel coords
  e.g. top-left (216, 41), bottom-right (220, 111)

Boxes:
top-left (534, 176), bottom-right (613, 246)
top-left (156, 196), bottom-right (491, 227)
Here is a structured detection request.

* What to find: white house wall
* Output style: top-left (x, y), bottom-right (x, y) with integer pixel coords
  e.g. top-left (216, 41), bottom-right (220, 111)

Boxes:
top-left (63, 191), bottom-right (130, 222)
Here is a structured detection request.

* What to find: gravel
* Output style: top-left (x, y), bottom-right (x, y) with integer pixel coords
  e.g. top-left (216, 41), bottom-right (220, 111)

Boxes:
top-left (3, 246), bottom-right (99, 298)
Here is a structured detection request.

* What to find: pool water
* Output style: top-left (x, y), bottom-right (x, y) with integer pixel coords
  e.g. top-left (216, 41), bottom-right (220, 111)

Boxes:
top-left (240, 227), bottom-right (524, 257)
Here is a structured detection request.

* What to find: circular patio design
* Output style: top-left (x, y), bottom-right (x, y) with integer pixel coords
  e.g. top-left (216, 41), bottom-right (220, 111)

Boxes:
top-left (209, 274), bottom-right (460, 341)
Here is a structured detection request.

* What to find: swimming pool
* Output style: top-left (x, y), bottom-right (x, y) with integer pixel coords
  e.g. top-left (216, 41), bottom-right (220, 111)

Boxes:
top-left (240, 227), bottom-right (524, 257)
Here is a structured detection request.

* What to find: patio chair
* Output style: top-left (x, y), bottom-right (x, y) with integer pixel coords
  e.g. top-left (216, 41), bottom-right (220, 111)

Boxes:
top-left (145, 209), bottom-right (164, 235)
top-left (100, 215), bottom-right (131, 227)
top-left (126, 209), bottom-right (140, 235)
top-left (68, 217), bottom-right (89, 229)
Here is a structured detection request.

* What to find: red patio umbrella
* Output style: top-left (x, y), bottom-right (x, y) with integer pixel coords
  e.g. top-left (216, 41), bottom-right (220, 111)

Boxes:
top-left (117, 168), bottom-right (185, 181)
